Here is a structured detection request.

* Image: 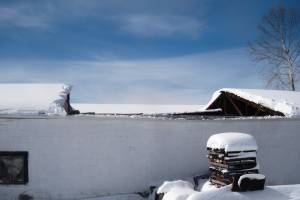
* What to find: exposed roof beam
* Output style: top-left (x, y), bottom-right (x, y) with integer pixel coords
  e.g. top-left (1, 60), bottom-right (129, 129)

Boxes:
top-left (223, 92), bottom-right (243, 116)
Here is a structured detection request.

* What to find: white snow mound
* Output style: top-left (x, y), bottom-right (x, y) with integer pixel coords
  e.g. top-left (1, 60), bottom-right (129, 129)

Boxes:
top-left (0, 84), bottom-right (71, 116)
top-left (159, 180), bottom-right (300, 200)
top-left (157, 180), bottom-right (194, 194)
top-left (207, 132), bottom-right (257, 152)
top-left (158, 180), bottom-right (197, 200)
top-left (200, 181), bottom-right (219, 192)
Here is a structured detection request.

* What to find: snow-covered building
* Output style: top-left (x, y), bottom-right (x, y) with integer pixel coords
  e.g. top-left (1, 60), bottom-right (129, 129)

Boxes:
top-left (73, 88), bottom-right (300, 118)
top-left (204, 88), bottom-right (300, 117)
top-left (0, 84), bottom-right (77, 116)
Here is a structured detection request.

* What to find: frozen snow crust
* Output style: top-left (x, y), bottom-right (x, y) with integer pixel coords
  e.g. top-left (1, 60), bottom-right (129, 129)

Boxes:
top-left (205, 88), bottom-right (300, 117)
top-left (207, 132), bottom-right (257, 152)
top-left (0, 84), bottom-right (71, 116)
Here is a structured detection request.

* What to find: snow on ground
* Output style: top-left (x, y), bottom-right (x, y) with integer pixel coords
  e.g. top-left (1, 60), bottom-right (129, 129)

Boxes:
top-left (83, 194), bottom-right (145, 200)
top-left (157, 181), bottom-right (198, 200)
top-left (158, 180), bottom-right (300, 200)
top-left (204, 88), bottom-right (300, 117)
top-left (157, 180), bottom-right (195, 194)
top-left (73, 104), bottom-right (204, 114)
top-left (0, 84), bottom-right (71, 115)
top-left (207, 132), bottom-right (257, 152)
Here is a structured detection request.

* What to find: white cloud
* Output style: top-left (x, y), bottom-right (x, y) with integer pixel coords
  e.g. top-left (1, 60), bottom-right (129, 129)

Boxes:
top-left (0, 48), bottom-right (265, 104)
top-left (120, 14), bottom-right (203, 37)
top-left (0, 5), bottom-right (50, 29)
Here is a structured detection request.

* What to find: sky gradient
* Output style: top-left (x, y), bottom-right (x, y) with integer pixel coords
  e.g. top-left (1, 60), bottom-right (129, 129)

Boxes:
top-left (0, 0), bottom-right (299, 104)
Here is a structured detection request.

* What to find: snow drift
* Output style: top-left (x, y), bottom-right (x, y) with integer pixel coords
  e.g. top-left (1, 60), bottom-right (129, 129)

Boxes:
top-left (158, 180), bottom-right (300, 200)
top-left (0, 84), bottom-right (72, 116)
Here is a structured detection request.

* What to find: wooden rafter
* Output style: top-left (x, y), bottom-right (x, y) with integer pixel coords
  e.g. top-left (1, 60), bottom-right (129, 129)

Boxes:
top-left (225, 92), bottom-right (284, 116)
top-left (223, 92), bottom-right (243, 116)
top-left (207, 91), bottom-right (285, 117)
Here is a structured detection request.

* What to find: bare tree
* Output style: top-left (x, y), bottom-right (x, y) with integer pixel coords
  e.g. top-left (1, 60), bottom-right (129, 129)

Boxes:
top-left (249, 4), bottom-right (300, 91)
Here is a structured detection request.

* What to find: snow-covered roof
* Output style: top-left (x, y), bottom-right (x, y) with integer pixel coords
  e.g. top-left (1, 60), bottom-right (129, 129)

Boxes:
top-left (72, 103), bottom-right (205, 114)
top-left (204, 88), bottom-right (300, 117)
top-left (0, 84), bottom-right (72, 116)
top-left (207, 132), bottom-right (257, 152)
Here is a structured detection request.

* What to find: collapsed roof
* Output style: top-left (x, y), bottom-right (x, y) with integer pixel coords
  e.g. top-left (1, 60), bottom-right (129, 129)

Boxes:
top-left (0, 84), bottom-right (76, 116)
top-left (204, 88), bottom-right (300, 117)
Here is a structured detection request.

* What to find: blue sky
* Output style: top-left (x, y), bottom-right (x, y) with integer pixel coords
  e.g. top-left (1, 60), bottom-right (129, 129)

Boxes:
top-left (0, 0), bottom-right (299, 104)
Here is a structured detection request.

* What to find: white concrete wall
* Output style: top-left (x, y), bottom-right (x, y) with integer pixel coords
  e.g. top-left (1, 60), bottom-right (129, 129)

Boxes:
top-left (0, 117), bottom-right (299, 199)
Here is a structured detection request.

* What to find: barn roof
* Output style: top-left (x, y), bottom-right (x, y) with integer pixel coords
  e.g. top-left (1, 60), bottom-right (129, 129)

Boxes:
top-left (0, 84), bottom-right (72, 116)
top-left (204, 88), bottom-right (300, 117)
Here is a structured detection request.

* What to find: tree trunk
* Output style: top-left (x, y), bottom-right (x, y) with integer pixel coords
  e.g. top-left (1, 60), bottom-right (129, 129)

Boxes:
top-left (291, 76), bottom-right (295, 91)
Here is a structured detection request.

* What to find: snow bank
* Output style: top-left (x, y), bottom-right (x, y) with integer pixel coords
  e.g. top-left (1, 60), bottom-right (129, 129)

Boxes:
top-left (189, 184), bottom-right (300, 200)
top-left (200, 181), bottom-right (218, 192)
top-left (0, 84), bottom-right (71, 116)
top-left (73, 104), bottom-right (204, 114)
top-left (205, 88), bottom-right (300, 117)
top-left (157, 181), bottom-right (197, 200)
top-left (82, 194), bottom-right (144, 200)
top-left (157, 180), bottom-right (194, 194)
top-left (159, 181), bottom-right (300, 200)
top-left (207, 132), bottom-right (257, 152)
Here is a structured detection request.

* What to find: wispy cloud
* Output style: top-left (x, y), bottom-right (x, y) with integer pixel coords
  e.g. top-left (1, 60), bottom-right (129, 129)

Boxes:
top-left (0, 4), bottom-right (50, 29)
top-left (120, 14), bottom-right (203, 37)
top-left (0, 48), bottom-right (265, 104)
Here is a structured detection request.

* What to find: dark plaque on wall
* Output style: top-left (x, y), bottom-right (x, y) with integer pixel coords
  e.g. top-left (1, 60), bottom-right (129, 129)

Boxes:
top-left (0, 152), bottom-right (28, 184)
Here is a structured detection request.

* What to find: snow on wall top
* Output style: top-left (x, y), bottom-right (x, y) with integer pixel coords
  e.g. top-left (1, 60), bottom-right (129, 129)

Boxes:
top-left (73, 103), bottom-right (205, 114)
top-left (207, 132), bottom-right (257, 152)
top-left (204, 88), bottom-right (300, 117)
top-left (0, 84), bottom-right (71, 116)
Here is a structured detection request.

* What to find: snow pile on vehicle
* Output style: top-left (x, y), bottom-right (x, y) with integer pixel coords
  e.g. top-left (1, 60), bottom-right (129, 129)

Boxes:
top-left (207, 132), bottom-right (257, 152)
top-left (158, 180), bottom-right (300, 200)
top-left (205, 88), bottom-right (300, 117)
top-left (0, 84), bottom-right (72, 116)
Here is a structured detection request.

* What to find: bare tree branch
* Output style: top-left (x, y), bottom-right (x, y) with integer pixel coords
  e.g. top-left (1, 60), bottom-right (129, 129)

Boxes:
top-left (249, 4), bottom-right (300, 91)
